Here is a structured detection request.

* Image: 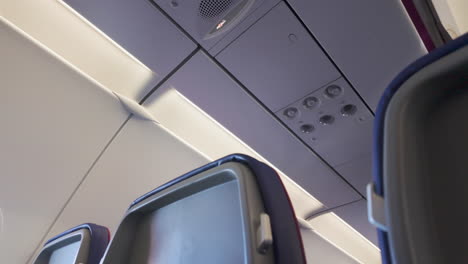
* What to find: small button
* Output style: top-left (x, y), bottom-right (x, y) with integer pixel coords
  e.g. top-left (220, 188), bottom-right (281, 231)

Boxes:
top-left (341, 104), bottom-right (357, 116)
top-left (300, 124), bottom-right (314, 133)
top-left (319, 115), bottom-right (335, 125)
top-left (288, 33), bottom-right (298, 43)
top-left (170, 0), bottom-right (179, 7)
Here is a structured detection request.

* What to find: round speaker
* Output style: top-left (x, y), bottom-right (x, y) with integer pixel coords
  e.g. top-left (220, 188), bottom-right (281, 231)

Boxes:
top-left (196, 0), bottom-right (256, 39)
top-left (198, 0), bottom-right (235, 19)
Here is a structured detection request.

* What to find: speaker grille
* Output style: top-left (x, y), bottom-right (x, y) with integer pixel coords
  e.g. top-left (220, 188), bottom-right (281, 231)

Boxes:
top-left (198, 0), bottom-right (234, 19)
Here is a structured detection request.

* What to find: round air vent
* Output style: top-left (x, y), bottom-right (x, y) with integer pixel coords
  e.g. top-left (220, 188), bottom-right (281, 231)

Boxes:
top-left (198, 0), bottom-right (234, 19)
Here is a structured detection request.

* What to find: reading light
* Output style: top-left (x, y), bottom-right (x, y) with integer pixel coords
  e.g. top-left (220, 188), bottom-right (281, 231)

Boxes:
top-left (302, 96), bottom-right (320, 109)
top-left (283, 107), bottom-right (299, 119)
top-left (324, 85), bottom-right (342, 98)
top-left (216, 19), bottom-right (227, 30)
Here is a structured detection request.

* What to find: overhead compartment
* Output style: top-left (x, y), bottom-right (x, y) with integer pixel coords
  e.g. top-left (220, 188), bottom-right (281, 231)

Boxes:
top-left (61, 0), bottom-right (197, 101)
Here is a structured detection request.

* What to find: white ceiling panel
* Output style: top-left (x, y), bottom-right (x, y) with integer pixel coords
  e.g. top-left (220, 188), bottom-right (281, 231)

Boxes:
top-left (334, 154), bottom-right (372, 196)
top-left (287, 0), bottom-right (427, 110)
top-left (333, 199), bottom-right (378, 246)
top-left (0, 18), bottom-right (129, 264)
top-left (217, 1), bottom-right (340, 112)
top-left (307, 211), bottom-right (381, 263)
top-left (61, 0), bottom-right (197, 101)
top-left (144, 51), bottom-right (360, 208)
top-left (300, 229), bottom-right (360, 263)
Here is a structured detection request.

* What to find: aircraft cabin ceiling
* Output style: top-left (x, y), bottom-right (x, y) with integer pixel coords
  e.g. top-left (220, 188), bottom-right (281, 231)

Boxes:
top-left (1, 0), bottom-right (427, 263)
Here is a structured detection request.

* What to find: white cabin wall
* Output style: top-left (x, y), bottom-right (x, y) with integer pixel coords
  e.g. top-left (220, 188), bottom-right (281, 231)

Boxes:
top-left (0, 18), bottom-right (130, 264)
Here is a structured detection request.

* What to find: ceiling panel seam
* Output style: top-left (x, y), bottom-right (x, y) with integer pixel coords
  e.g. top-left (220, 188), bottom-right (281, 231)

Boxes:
top-left (305, 198), bottom-right (364, 221)
top-left (25, 115), bottom-right (132, 264)
top-left (332, 152), bottom-right (372, 168)
top-left (145, 0), bottom-right (199, 45)
top-left (139, 47), bottom-right (200, 104)
top-left (283, 0), bottom-right (375, 116)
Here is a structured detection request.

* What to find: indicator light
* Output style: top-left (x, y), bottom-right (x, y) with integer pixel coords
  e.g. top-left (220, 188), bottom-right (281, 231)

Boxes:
top-left (216, 19), bottom-right (227, 30)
